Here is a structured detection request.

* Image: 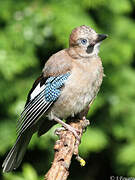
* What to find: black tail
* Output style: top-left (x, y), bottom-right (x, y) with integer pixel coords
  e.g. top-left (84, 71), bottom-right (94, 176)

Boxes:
top-left (2, 118), bottom-right (55, 173)
top-left (2, 127), bottom-right (36, 173)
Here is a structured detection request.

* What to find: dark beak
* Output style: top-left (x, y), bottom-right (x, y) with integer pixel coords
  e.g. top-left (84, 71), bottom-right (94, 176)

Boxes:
top-left (96, 34), bottom-right (108, 43)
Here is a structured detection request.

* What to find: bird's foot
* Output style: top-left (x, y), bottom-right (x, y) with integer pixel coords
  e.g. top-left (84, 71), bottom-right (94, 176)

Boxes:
top-left (82, 116), bottom-right (90, 132)
top-left (64, 125), bottom-right (80, 142)
top-left (54, 127), bottom-right (65, 135)
top-left (53, 116), bottom-right (80, 142)
top-left (82, 116), bottom-right (90, 123)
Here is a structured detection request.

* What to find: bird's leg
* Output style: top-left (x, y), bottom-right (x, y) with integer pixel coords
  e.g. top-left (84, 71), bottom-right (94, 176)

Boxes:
top-left (54, 127), bottom-right (66, 134)
top-left (53, 116), bottom-right (80, 141)
top-left (81, 116), bottom-right (90, 133)
top-left (82, 116), bottom-right (90, 126)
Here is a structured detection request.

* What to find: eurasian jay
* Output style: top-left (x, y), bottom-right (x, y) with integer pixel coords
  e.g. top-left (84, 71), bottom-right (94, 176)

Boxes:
top-left (2, 25), bottom-right (107, 172)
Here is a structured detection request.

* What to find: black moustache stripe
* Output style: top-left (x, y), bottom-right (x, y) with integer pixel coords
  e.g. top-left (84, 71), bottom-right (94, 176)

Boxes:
top-left (86, 45), bottom-right (94, 54)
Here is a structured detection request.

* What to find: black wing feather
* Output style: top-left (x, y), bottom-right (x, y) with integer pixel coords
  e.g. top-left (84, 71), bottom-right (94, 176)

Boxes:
top-left (16, 75), bottom-right (52, 135)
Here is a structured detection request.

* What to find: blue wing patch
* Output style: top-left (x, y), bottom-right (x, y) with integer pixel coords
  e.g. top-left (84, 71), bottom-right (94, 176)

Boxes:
top-left (16, 72), bottom-right (70, 135)
top-left (45, 72), bottom-right (70, 102)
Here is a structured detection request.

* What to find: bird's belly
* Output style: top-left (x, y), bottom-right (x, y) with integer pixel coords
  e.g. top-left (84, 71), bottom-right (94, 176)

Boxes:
top-left (49, 68), bottom-right (103, 119)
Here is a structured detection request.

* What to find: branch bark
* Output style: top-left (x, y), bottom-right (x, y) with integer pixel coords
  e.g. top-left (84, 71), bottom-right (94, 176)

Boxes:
top-left (45, 117), bottom-right (89, 180)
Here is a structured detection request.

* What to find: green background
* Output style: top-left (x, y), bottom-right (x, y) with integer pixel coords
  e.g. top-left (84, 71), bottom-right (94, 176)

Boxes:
top-left (0, 0), bottom-right (135, 179)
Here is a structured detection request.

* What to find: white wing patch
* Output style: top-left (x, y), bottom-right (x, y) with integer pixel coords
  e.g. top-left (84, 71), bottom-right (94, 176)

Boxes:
top-left (30, 83), bottom-right (45, 100)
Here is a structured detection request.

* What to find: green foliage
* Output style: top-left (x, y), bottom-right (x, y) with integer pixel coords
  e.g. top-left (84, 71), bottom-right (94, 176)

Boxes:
top-left (80, 127), bottom-right (108, 156)
top-left (3, 164), bottom-right (42, 180)
top-left (0, 0), bottom-right (135, 179)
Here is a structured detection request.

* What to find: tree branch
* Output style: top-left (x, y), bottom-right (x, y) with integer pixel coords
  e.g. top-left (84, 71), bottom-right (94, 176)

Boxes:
top-left (45, 117), bottom-right (89, 180)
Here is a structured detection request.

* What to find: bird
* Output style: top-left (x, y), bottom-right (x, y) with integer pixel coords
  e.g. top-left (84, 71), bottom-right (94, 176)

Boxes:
top-left (2, 25), bottom-right (107, 173)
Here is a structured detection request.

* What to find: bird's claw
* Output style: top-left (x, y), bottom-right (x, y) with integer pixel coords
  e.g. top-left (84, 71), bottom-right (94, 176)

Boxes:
top-left (54, 127), bottom-right (66, 135)
top-left (69, 127), bottom-right (80, 142)
top-left (55, 126), bottom-right (80, 142)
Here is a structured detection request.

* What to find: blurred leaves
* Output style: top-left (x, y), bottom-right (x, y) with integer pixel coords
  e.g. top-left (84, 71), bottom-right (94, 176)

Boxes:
top-left (80, 128), bottom-right (108, 157)
top-left (3, 164), bottom-right (42, 180)
top-left (0, 0), bottom-right (135, 180)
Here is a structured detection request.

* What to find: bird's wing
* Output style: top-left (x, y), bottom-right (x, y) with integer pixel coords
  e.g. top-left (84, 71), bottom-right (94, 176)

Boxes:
top-left (16, 72), bottom-right (71, 135)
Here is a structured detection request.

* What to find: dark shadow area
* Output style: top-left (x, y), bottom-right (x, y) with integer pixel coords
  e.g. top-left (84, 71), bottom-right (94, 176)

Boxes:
top-left (35, 37), bottom-right (63, 69)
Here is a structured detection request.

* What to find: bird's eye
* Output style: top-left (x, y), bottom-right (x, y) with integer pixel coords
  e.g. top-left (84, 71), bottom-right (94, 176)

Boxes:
top-left (81, 39), bottom-right (87, 45)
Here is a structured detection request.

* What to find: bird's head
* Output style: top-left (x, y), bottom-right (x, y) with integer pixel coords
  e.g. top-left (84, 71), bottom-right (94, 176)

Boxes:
top-left (69, 25), bottom-right (107, 58)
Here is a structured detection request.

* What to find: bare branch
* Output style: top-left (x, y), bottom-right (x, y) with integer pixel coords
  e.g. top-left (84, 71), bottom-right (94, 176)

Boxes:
top-left (45, 118), bottom-right (89, 180)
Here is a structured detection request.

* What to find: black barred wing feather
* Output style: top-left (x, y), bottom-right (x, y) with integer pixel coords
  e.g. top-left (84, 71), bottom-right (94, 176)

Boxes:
top-left (16, 72), bottom-right (70, 135)
top-left (16, 89), bottom-right (53, 135)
